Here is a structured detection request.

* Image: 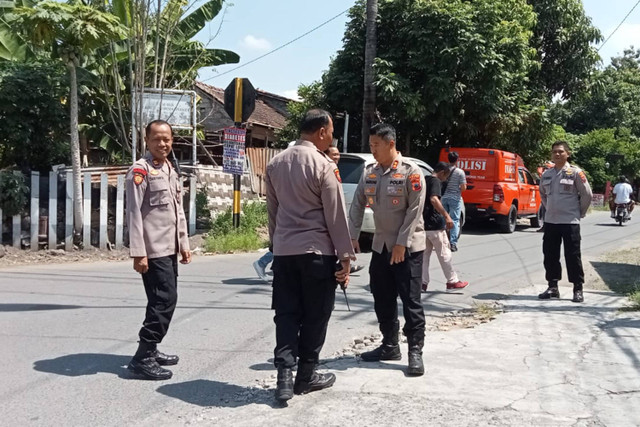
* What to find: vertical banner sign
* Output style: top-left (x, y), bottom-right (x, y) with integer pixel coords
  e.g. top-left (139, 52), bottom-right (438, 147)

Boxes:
top-left (223, 127), bottom-right (246, 175)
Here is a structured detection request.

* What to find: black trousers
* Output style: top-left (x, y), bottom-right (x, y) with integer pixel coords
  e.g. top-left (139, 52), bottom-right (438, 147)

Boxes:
top-left (543, 223), bottom-right (584, 287)
top-left (271, 254), bottom-right (337, 369)
top-left (139, 255), bottom-right (178, 344)
top-left (370, 247), bottom-right (425, 347)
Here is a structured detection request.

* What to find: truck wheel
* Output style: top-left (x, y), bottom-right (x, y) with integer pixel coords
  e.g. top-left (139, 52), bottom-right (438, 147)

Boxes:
top-left (530, 207), bottom-right (543, 228)
top-left (498, 205), bottom-right (517, 233)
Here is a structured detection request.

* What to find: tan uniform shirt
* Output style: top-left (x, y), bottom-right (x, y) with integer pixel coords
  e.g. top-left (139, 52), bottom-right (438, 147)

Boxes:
top-left (266, 139), bottom-right (355, 260)
top-left (126, 153), bottom-right (190, 259)
top-left (540, 162), bottom-right (593, 225)
top-left (349, 154), bottom-right (426, 253)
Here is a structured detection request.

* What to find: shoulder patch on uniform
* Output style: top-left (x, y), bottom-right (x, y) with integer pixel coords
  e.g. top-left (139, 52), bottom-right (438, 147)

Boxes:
top-left (409, 173), bottom-right (421, 191)
top-left (133, 173), bottom-right (144, 185)
top-left (391, 160), bottom-right (399, 170)
top-left (578, 171), bottom-right (587, 183)
top-left (133, 168), bottom-right (147, 176)
top-left (334, 168), bottom-right (342, 183)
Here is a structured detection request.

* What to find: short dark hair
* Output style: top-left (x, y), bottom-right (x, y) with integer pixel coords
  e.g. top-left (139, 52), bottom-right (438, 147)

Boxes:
top-left (448, 151), bottom-right (459, 163)
top-left (145, 119), bottom-right (173, 137)
top-left (552, 140), bottom-right (570, 152)
top-left (370, 123), bottom-right (396, 142)
top-left (299, 109), bottom-right (332, 134)
top-left (619, 175), bottom-right (629, 183)
top-left (434, 161), bottom-right (451, 173)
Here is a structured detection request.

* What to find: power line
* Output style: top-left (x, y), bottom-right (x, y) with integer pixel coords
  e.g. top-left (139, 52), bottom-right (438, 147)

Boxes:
top-left (598, 0), bottom-right (640, 52)
top-left (200, 7), bottom-right (351, 82)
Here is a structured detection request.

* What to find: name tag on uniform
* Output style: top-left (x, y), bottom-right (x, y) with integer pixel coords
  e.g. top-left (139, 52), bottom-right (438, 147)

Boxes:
top-left (560, 178), bottom-right (574, 185)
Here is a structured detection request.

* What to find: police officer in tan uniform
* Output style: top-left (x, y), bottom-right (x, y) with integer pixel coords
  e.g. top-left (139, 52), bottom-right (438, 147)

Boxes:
top-left (349, 123), bottom-right (427, 376)
top-left (126, 119), bottom-right (191, 380)
top-left (266, 109), bottom-right (356, 402)
top-left (538, 140), bottom-right (592, 303)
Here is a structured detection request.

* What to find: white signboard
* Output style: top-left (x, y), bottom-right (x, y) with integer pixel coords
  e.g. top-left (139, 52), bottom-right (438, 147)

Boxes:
top-left (133, 91), bottom-right (193, 128)
top-left (223, 127), bottom-right (246, 175)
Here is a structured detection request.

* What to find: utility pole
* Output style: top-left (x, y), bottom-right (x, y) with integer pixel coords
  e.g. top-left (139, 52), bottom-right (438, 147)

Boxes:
top-left (361, 0), bottom-right (378, 153)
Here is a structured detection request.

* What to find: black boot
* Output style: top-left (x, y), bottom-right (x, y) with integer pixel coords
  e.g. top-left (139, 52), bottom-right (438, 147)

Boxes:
top-left (150, 349), bottom-right (179, 366)
top-left (407, 347), bottom-right (424, 376)
top-left (407, 334), bottom-right (425, 376)
top-left (293, 362), bottom-right (336, 395)
top-left (538, 285), bottom-right (560, 299)
top-left (360, 344), bottom-right (402, 361)
top-left (275, 366), bottom-right (294, 401)
top-left (128, 341), bottom-right (173, 380)
top-left (361, 325), bottom-right (401, 362)
top-left (572, 284), bottom-right (584, 303)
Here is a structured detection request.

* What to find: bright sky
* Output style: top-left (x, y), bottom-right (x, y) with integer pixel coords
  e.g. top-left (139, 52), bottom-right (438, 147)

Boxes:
top-left (197, 0), bottom-right (640, 99)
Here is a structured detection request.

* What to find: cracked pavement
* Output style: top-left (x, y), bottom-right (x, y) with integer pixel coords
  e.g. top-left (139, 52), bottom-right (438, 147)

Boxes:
top-left (149, 286), bottom-right (638, 427)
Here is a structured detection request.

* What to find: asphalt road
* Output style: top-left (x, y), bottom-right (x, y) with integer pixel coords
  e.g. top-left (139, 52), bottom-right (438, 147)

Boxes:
top-left (1, 210), bottom-right (638, 425)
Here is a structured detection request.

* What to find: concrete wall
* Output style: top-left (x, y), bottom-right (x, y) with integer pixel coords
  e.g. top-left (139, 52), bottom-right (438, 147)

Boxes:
top-left (191, 165), bottom-right (261, 214)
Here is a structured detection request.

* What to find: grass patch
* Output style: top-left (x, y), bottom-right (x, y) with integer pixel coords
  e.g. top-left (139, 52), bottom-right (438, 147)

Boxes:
top-left (203, 201), bottom-right (269, 253)
top-left (598, 247), bottom-right (640, 311)
top-left (620, 282), bottom-right (640, 312)
top-left (204, 229), bottom-right (266, 253)
top-left (628, 290), bottom-right (640, 311)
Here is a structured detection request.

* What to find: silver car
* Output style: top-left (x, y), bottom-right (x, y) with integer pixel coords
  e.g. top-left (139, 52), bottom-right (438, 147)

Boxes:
top-left (338, 153), bottom-right (464, 238)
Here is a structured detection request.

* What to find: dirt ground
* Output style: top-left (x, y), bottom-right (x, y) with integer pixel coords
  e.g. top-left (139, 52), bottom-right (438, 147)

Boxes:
top-left (0, 232), bottom-right (210, 269)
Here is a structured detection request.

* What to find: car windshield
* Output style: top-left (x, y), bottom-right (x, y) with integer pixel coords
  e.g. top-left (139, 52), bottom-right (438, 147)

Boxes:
top-left (337, 158), bottom-right (365, 184)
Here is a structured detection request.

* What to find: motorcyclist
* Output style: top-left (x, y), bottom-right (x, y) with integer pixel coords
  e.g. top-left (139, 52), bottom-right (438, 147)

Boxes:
top-left (610, 175), bottom-right (635, 219)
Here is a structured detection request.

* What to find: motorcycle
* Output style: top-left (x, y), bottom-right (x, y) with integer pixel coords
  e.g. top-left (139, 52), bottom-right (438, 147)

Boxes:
top-left (614, 203), bottom-right (631, 226)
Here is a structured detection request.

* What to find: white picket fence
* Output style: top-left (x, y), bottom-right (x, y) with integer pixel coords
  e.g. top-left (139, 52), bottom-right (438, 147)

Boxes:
top-left (1, 170), bottom-right (197, 251)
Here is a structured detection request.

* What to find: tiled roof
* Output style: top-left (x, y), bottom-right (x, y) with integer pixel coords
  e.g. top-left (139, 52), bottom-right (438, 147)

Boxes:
top-left (195, 81), bottom-right (293, 129)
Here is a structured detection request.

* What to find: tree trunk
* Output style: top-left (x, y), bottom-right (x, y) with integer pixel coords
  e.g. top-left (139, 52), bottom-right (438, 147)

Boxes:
top-left (67, 61), bottom-right (84, 243)
top-left (404, 131), bottom-right (411, 156)
top-left (361, 0), bottom-right (378, 153)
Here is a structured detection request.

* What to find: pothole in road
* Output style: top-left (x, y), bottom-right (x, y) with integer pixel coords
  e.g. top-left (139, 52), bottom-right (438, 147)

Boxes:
top-left (333, 301), bottom-right (504, 358)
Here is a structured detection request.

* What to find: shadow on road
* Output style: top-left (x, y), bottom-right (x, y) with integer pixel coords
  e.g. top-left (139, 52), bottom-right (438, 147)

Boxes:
top-left (473, 293), bottom-right (510, 301)
top-left (157, 379), bottom-right (279, 408)
top-left (318, 355), bottom-right (414, 377)
top-left (222, 278), bottom-right (271, 286)
top-left (0, 303), bottom-right (84, 312)
top-left (33, 353), bottom-right (131, 378)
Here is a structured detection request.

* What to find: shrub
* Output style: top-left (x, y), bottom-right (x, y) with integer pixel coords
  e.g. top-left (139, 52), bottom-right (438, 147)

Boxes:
top-left (205, 201), bottom-right (269, 253)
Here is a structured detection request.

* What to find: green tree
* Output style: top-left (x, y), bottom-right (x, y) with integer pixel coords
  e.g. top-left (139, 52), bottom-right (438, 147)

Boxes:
top-left (527, 0), bottom-right (602, 100)
top-left (0, 61), bottom-right (69, 172)
top-left (325, 0), bottom-right (538, 151)
top-left (14, 1), bottom-right (127, 240)
top-left (570, 128), bottom-right (640, 192)
top-left (323, 0), bottom-right (602, 166)
top-left (276, 82), bottom-right (327, 147)
top-left (0, 0), bottom-right (34, 61)
top-left (94, 0), bottom-right (240, 158)
top-left (555, 49), bottom-right (640, 138)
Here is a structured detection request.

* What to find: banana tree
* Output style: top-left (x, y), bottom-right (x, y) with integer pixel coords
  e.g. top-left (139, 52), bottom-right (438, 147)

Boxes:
top-left (101, 0), bottom-right (239, 157)
top-left (13, 1), bottom-right (126, 242)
